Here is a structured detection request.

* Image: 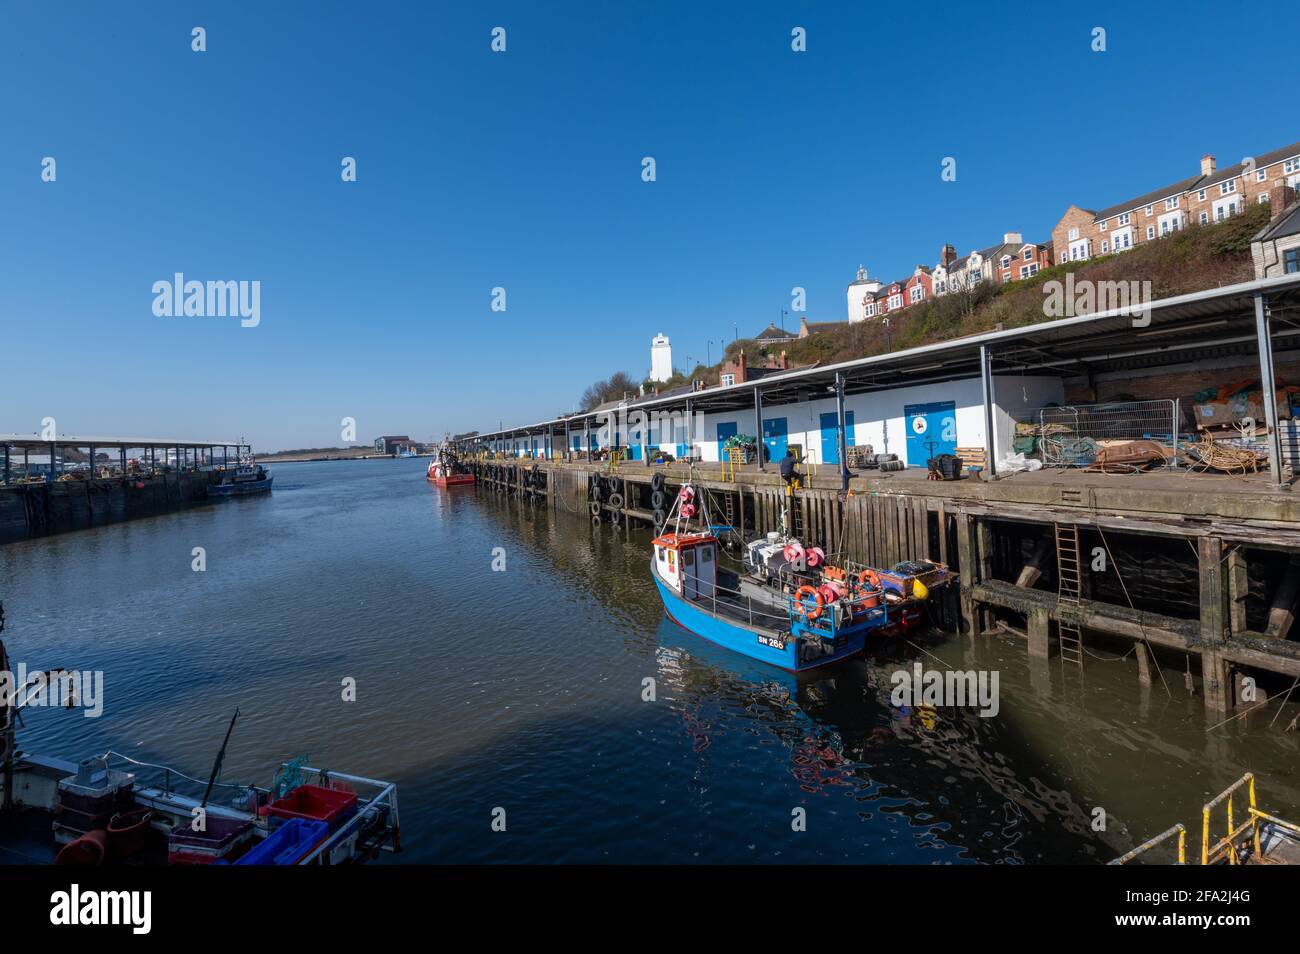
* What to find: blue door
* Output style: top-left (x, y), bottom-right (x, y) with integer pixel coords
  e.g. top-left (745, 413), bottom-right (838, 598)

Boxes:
top-left (716, 421), bottom-right (738, 461)
top-left (904, 401), bottom-right (957, 466)
top-left (762, 417), bottom-right (788, 463)
top-left (675, 419), bottom-right (689, 458)
top-left (629, 443), bottom-right (641, 460)
top-left (819, 411), bottom-right (855, 465)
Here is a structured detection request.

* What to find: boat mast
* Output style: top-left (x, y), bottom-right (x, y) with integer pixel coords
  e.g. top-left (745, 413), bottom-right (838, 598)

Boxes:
top-left (200, 708), bottom-right (241, 808)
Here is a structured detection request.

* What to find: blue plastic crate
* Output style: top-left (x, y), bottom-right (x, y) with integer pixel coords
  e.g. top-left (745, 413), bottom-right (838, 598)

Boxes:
top-left (234, 818), bottom-right (329, 866)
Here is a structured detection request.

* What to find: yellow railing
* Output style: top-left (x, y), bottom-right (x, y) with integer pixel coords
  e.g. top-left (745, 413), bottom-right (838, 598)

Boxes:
top-left (1202, 773), bottom-right (1259, 865)
top-left (803, 447), bottom-right (819, 478)
top-left (1109, 824), bottom-right (1186, 865)
top-left (608, 450), bottom-right (622, 474)
top-left (723, 447), bottom-right (741, 482)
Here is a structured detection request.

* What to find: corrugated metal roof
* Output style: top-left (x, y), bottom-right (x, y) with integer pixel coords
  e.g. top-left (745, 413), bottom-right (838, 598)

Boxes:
top-left (471, 273), bottom-right (1300, 438)
top-left (0, 435), bottom-right (248, 448)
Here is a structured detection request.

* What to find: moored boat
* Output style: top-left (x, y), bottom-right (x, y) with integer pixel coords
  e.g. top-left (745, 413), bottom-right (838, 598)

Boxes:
top-left (651, 482), bottom-right (952, 670)
top-left (427, 444), bottom-right (475, 487)
top-left (0, 627), bottom-right (399, 866)
top-left (209, 457), bottom-right (273, 497)
top-left (653, 530), bottom-right (888, 671)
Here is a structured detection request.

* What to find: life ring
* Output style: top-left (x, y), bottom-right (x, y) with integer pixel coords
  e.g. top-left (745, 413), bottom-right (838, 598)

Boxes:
top-left (794, 584), bottom-right (824, 620)
top-left (858, 569), bottom-right (880, 589)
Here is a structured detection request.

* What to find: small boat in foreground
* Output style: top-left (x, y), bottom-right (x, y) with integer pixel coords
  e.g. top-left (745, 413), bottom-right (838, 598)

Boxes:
top-left (0, 631), bottom-right (399, 866)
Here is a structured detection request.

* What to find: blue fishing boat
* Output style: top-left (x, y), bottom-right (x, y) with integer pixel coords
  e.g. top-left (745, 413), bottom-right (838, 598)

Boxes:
top-left (652, 529), bottom-right (889, 671)
top-left (649, 481), bottom-right (950, 671)
top-left (209, 461), bottom-right (273, 497)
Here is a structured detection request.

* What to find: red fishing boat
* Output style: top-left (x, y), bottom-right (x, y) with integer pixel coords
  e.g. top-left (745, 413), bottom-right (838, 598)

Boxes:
top-left (427, 446), bottom-right (475, 487)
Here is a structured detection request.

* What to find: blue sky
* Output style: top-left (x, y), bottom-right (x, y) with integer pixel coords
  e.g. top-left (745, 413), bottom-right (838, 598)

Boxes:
top-left (2, 1), bottom-right (1293, 450)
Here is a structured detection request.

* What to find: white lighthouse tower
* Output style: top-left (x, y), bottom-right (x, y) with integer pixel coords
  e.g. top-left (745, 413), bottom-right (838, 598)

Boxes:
top-left (846, 265), bottom-right (883, 323)
top-left (650, 333), bottom-right (673, 383)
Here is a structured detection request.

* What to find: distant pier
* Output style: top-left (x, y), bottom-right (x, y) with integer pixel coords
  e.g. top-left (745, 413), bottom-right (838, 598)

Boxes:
top-left (0, 434), bottom-right (252, 544)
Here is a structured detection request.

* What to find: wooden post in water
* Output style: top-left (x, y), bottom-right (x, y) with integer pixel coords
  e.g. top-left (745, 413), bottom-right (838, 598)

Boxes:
top-left (1135, 640), bottom-right (1153, 686)
top-left (1199, 535), bottom-right (1231, 713)
top-left (1226, 546), bottom-right (1249, 637)
top-left (956, 511), bottom-right (977, 635)
top-left (1027, 605), bottom-right (1050, 659)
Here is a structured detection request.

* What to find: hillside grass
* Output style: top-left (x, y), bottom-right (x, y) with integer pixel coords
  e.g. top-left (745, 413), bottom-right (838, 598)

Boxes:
top-left (733, 203), bottom-right (1270, 371)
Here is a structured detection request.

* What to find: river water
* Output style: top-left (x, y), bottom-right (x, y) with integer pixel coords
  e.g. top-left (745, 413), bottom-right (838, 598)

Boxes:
top-left (2, 458), bottom-right (1297, 864)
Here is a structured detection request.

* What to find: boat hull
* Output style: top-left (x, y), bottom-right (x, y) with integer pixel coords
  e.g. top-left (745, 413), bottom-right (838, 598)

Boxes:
top-left (429, 473), bottom-right (475, 487)
top-left (208, 475), bottom-right (273, 497)
top-left (652, 568), bottom-right (863, 672)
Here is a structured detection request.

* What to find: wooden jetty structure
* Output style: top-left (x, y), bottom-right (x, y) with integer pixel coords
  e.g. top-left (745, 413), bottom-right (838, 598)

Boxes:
top-left (0, 434), bottom-right (252, 543)
top-left (458, 275), bottom-right (1300, 714)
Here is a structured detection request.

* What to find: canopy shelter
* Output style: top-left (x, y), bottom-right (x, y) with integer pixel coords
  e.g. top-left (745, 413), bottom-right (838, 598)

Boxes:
top-left (0, 435), bottom-right (250, 485)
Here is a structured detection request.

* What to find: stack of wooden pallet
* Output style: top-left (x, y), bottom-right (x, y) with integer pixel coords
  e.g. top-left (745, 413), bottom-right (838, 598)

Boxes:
top-left (955, 447), bottom-right (987, 470)
top-left (845, 445), bottom-right (875, 468)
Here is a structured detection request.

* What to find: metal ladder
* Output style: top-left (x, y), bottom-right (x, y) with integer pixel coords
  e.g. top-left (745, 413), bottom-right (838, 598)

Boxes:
top-left (1054, 523), bottom-right (1084, 670)
top-left (724, 491), bottom-right (735, 529)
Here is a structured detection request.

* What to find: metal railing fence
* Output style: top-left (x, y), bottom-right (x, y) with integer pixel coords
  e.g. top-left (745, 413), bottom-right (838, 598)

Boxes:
top-left (1038, 399), bottom-right (1179, 469)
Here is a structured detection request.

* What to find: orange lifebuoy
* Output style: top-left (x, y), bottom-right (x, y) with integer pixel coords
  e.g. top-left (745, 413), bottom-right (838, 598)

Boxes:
top-left (858, 569), bottom-right (880, 589)
top-left (794, 584), bottom-right (824, 620)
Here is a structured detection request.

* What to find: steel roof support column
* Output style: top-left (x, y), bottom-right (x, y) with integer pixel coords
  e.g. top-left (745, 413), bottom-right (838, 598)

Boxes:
top-left (754, 386), bottom-right (765, 472)
top-left (980, 344), bottom-right (997, 480)
top-left (48, 442), bottom-right (56, 484)
top-left (1255, 292), bottom-right (1286, 488)
top-left (684, 396), bottom-right (693, 463)
top-left (835, 371), bottom-right (849, 493)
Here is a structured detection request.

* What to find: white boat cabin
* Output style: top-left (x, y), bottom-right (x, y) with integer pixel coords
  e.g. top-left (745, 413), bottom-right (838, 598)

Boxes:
top-left (652, 533), bottom-right (717, 599)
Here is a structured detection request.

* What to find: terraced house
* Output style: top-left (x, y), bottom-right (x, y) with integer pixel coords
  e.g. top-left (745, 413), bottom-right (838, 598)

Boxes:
top-left (1051, 140), bottom-right (1300, 261)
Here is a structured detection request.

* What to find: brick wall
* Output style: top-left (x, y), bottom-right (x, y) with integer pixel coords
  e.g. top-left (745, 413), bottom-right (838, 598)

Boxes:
top-left (1050, 205), bottom-right (1098, 264)
top-left (1062, 354), bottom-right (1300, 408)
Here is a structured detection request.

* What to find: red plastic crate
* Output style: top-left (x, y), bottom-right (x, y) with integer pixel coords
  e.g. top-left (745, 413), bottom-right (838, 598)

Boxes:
top-left (265, 784), bottom-right (358, 831)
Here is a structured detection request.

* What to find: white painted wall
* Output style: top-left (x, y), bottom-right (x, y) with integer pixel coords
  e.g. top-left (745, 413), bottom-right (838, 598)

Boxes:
top-left (630, 373), bottom-right (1063, 467)
top-left (488, 374), bottom-right (1065, 468)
